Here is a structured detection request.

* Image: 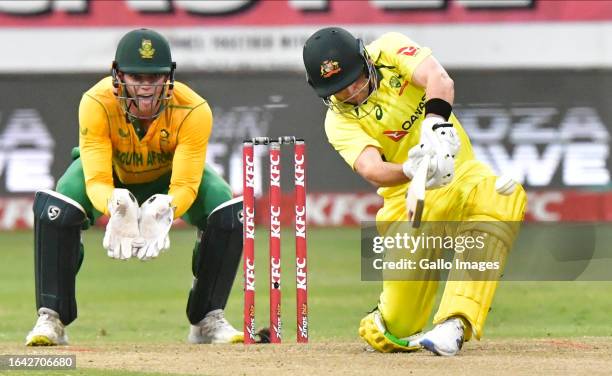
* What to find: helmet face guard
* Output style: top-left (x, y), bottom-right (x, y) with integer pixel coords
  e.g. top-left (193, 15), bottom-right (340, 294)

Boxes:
top-left (322, 49), bottom-right (379, 120)
top-left (112, 62), bottom-right (176, 120)
top-left (112, 28), bottom-right (176, 120)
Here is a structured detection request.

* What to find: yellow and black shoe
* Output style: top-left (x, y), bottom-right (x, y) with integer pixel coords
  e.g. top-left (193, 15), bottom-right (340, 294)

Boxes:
top-left (358, 310), bottom-right (422, 353)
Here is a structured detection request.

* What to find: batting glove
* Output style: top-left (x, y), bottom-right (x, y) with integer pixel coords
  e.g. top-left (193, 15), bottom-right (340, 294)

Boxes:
top-left (403, 143), bottom-right (455, 189)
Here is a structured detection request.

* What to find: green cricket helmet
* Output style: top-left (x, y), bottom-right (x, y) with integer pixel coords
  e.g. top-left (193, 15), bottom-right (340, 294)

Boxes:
top-left (302, 27), bottom-right (378, 119)
top-left (114, 28), bottom-right (174, 74)
top-left (111, 28), bottom-right (176, 120)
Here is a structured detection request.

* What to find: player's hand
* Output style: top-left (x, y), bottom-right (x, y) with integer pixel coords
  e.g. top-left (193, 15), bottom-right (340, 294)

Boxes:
top-left (425, 147), bottom-right (455, 189)
top-left (135, 194), bottom-right (174, 261)
top-left (402, 143), bottom-right (437, 180)
top-left (103, 188), bottom-right (141, 260)
top-left (403, 143), bottom-right (454, 189)
top-left (419, 116), bottom-right (461, 158)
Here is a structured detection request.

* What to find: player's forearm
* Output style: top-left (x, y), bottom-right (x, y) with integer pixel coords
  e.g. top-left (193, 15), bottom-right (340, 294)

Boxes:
top-left (85, 181), bottom-right (114, 215)
top-left (358, 161), bottom-right (410, 187)
top-left (168, 153), bottom-right (204, 218)
top-left (425, 71), bottom-right (454, 105)
top-left (80, 138), bottom-right (114, 215)
top-left (167, 185), bottom-right (197, 218)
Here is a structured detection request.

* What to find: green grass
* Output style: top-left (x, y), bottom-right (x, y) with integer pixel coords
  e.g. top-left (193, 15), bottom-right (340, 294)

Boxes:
top-left (1, 227), bottom-right (612, 349)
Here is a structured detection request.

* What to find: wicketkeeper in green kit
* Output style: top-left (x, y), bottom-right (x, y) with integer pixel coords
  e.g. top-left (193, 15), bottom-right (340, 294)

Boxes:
top-left (26, 28), bottom-right (244, 346)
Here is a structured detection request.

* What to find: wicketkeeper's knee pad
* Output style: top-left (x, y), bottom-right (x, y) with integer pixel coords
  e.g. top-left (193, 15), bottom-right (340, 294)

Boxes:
top-left (33, 190), bottom-right (87, 326)
top-left (434, 176), bottom-right (527, 339)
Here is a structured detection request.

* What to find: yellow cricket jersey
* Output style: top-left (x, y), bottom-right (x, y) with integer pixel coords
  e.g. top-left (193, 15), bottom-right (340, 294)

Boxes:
top-left (78, 77), bottom-right (212, 218)
top-left (324, 32), bottom-right (475, 199)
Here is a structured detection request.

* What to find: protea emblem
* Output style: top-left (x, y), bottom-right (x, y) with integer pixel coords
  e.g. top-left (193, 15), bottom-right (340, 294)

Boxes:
top-left (139, 39), bottom-right (155, 59)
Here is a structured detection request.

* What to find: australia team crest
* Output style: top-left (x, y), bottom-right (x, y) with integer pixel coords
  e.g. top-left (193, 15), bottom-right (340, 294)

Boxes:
top-left (320, 60), bottom-right (342, 78)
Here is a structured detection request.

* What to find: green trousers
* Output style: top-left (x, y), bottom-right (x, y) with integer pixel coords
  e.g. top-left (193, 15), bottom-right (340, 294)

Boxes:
top-left (56, 148), bottom-right (232, 231)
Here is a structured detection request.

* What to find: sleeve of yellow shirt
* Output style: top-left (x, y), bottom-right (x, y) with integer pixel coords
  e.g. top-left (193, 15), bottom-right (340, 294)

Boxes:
top-left (324, 115), bottom-right (382, 170)
top-left (79, 94), bottom-right (115, 215)
top-left (369, 32), bottom-right (432, 84)
top-left (168, 102), bottom-right (212, 218)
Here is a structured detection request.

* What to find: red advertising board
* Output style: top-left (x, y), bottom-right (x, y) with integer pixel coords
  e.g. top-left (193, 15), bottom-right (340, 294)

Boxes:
top-left (2, 191), bottom-right (612, 230)
top-left (0, 0), bottom-right (610, 27)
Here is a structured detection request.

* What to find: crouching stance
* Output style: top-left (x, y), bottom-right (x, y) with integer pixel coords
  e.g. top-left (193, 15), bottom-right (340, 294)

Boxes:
top-left (26, 28), bottom-right (243, 346)
top-left (303, 27), bottom-right (526, 356)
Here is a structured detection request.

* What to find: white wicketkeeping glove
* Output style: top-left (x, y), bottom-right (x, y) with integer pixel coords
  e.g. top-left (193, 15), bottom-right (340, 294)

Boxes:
top-left (135, 194), bottom-right (174, 261)
top-left (103, 188), bottom-right (141, 260)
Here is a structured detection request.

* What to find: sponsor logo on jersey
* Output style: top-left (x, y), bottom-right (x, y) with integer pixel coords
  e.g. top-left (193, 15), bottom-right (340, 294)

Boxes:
top-left (139, 39), bottom-right (155, 59)
top-left (320, 60), bottom-right (342, 78)
top-left (397, 46), bottom-right (420, 57)
top-left (383, 130), bottom-right (408, 142)
top-left (401, 93), bottom-right (427, 130)
top-left (375, 104), bottom-right (383, 120)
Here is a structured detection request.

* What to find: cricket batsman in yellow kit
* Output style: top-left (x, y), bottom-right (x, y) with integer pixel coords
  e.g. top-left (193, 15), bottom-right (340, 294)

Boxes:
top-left (303, 27), bottom-right (526, 356)
top-left (26, 29), bottom-right (244, 346)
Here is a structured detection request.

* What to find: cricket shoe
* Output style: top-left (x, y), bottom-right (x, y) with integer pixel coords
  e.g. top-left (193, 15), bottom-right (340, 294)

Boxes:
top-left (188, 309), bottom-right (244, 344)
top-left (419, 317), bottom-right (465, 356)
top-left (25, 308), bottom-right (68, 346)
top-left (358, 309), bottom-right (422, 353)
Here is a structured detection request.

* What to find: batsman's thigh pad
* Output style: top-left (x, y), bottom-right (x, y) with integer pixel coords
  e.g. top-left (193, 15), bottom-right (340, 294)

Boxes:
top-left (187, 197), bottom-right (243, 324)
top-left (422, 160), bottom-right (497, 222)
top-left (34, 190), bottom-right (87, 326)
top-left (434, 175), bottom-right (527, 339)
top-left (376, 160), bottom-right (494, 224)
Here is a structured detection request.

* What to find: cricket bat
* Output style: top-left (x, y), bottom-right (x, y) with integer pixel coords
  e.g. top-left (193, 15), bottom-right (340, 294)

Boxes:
top-left (406, 154), bottom-right (430, 228)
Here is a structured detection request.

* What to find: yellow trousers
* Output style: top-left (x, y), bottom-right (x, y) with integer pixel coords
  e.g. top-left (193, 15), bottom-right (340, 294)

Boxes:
top-left (376, 160), bottom-right (527, 340)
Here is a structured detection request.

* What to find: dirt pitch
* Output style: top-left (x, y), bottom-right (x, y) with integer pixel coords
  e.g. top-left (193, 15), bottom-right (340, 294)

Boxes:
top-left (2, 338), bottom-right (612, 376)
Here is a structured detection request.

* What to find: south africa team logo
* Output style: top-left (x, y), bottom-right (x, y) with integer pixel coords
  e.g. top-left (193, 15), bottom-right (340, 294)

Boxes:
top-left (139, 39), bottom-right (155, 59)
